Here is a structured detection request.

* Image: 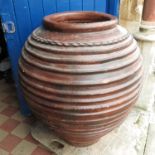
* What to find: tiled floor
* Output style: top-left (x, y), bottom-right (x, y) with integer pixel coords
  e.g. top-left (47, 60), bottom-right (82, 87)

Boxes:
top-left (0, 79), bottom-right (53, 155)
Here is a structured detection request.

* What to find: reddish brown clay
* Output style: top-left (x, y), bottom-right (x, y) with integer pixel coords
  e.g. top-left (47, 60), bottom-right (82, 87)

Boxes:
top-left (19, 12), bottom-right (143, 147)
top-left (142, 0), bottom-right (155, 22)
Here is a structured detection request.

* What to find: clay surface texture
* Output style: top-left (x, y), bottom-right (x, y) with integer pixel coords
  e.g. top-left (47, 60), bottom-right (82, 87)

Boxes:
top-left (19, 12), bottom-right (143, 147)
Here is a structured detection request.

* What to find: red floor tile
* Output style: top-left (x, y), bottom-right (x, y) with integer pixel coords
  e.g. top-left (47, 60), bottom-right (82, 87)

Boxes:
top-left (0, 80), bottom-right (56, 155)
top-left (0, 134), bottom-right (21, 152)
top-left (0, 119), bottom-right (20, 132)
top-left (25, 133), bottom-right (39, 145)
top-left (31, 146), bottom-right (52, 155)
top-left (1, 106), bottom-right (19, 117)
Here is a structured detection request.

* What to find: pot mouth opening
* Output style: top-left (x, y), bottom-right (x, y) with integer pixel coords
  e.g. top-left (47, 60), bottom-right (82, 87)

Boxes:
top-left (43, 11), bottom-right (117, 33)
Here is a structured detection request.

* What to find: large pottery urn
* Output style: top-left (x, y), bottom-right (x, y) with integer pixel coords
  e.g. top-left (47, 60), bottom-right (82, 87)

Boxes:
top-left (19, 12), bottom-right (143, 147)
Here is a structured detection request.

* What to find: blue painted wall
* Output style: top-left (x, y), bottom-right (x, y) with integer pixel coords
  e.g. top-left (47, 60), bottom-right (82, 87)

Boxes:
top-left (0, 0), bottom-right (120, 116)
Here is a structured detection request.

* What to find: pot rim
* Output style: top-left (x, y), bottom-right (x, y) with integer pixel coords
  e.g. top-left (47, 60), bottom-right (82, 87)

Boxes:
top-left (43, 11), bottom-right (118, 33)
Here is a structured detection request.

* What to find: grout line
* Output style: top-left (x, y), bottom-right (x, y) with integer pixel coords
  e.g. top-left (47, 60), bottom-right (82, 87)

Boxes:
top-left (56, 0), bottom-right (58, 13)
top-left (134, 105), bottom-right (148, 112)
top-left (143, 123), bottom-right (150, 155)
top-left (42, 0), bottom-right (45, 17)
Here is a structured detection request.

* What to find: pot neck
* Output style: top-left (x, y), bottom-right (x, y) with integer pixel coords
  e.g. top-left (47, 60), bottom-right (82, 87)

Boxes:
top-left (43, 12), bottom-right (118, 33)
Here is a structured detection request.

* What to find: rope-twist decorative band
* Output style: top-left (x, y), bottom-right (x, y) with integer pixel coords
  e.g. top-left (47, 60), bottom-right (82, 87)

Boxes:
top-left (32, 28), bottom-right (130, 47)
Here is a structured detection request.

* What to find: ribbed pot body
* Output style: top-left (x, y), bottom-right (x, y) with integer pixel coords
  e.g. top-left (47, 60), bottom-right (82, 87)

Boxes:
top-left (19, 12), bottom-right (143, 147)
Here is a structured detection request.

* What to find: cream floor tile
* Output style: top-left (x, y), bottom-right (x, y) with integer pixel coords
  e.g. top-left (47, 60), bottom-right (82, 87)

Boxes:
top-left (0, 114), bottom-right (9, 125)
top-left (11, 111), bottom-right (26, 122)
top-left (0, 149), bottom-right (9, 155)
top-left (12, 123), bottom-right (30, 138)
top-left (0, 129), bottom-right (8, 142)
top-left (12, 140), bottom-right (37, 155)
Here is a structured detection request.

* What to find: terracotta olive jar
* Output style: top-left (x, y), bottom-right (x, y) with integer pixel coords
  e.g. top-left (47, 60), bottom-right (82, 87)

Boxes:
top-left (19, 12), bottom-right (143, 147)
